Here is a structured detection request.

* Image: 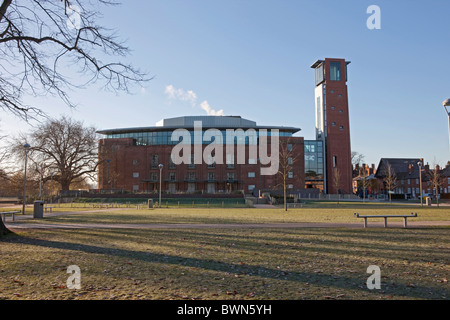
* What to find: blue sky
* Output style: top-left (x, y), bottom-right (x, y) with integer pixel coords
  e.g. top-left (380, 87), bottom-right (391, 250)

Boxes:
top-left (2, 0), bottom-right (450, 167)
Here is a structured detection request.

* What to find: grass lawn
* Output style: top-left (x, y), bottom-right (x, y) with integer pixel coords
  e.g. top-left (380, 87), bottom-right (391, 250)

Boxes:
top-left (0, 204), bottom-right (449, 300)
top-left (16, 204), bottom-right (450, 225)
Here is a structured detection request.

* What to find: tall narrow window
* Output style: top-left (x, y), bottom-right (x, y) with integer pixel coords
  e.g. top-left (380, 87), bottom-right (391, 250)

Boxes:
top-left (330, 62), bottom-right (341, 81)
top-left (333, 156), bottom-right (337, 168)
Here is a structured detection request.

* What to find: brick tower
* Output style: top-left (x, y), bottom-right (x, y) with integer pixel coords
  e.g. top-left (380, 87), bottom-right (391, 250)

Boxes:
top-left (311, 58), bottom-right (352, 194)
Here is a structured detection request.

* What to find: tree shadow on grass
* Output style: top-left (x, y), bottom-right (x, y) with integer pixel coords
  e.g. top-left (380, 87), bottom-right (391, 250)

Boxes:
top-left (2, 230), bottom-right (447, 300)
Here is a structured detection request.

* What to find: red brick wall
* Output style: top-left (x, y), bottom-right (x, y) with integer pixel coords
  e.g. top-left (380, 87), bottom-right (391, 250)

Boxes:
top-left (98, 136), bottom-right (305, 194)
top-left (323, 58), bottom-right (352, 194)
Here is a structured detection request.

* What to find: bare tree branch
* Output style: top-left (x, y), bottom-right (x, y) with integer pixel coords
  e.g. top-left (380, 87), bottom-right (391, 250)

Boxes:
top-left (0, 0), bottom-right (151, 120)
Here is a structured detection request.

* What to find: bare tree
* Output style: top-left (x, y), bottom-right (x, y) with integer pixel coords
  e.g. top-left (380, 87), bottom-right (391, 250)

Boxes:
top-left (333, 167), bottom-right (342, 204)
top-left (358, 169), bottom-right (371, 203)
top-left (351, 151), bottom-right (365, 168)
top-left (0, 0), bottom-right (150, 120)
top-left (428, 162), bottom-right (444, 207)
top-left (276, 139), bottom-right (297, 211)
top-left (383, 163), bottom-right (397, 202)
top-left (10, 116), bottom-right (99, 192)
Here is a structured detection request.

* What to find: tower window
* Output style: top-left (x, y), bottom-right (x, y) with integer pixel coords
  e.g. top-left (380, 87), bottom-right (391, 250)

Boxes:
top-left (333, 156), bottom-right (337, 168)
top-left (339, 126), bottom-right (344, 130)
top-left (330, 62), bottom-right (341, 81)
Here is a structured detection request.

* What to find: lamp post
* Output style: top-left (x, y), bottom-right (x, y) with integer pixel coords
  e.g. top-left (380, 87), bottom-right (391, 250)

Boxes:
top-left (22, 143), bottom-right (31, 215)
top-left (158, 163), bottom-right (163, 208)
top-left (443, 99), bottom-right (450, 148)
top-left (418, 160), bottom-right (423, 207)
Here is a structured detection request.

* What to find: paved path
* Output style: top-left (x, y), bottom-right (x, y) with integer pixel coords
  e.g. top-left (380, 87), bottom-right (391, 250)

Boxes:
top-left (3, 208), bottom-right (450, 230)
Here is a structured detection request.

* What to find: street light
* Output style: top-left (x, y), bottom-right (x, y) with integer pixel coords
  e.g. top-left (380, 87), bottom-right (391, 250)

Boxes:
top-left (158, 163), bottom-right (163, 208)
top-left (22, 143), bottom-right (31, 215)
top-left (443, 99), bottom-right (450, 148)
top-left (418, 160), bottom-right (423, 207)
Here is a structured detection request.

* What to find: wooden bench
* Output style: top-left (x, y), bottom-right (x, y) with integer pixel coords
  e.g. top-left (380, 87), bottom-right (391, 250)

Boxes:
top-left (0, 210), bottom-right (22, 222)
top-left (44, 206), bottom-right (55, 213)
top-left (354, 212), bottom-right (418, 228)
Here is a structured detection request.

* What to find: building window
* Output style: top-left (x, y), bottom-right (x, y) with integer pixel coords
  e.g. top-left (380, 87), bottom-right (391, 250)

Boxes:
top-left (227, 172), bottom-right (235, 181)
top-left (188, 154), bottom-right (195, 169)
top-left (339, 110), bottom-right (343, 114)
top-left (248, 185), bottom-right (256, 191)
top-left (169, 157), bottom-right (176, 169)
top-left (188, 172), bottom-right (196, 181)
top-left (332, 122), bottom-right (336, 127)
top-left (288, 172), bottom-right (293, 179)
top-left (287, 144), bottom-right (293, 152)
top-left (151, 173), bottom-right (158, 181)
top-left (226, 153), bottom-right (235, 168)
top-left (330, 62), bottom-right (341, 81)
top-left (248, 158), bottom-right (257, 165)
top-left (208, 172), bottom-right (216, 181)
top-left (333, 156), bottom-right (337, 168)
top-left (248, 172), bottom-right (256, 178)
top-left (288, 184), bottom-right (294, 189)
top-left (151, 154), bottom-right (158, 169)
top-left (339, 126), bottom-right (344, 131)
top-left (133, 172), bottom-right (139, 178)
top-left (207, 154), bottom-right (215, 168)
top-left (169, 172), bottom-right (176, 181)
top-left (288, 157), bottom-right (293, 165)
top-left (133, 160), bottom-right (139, 166)
top-left (132, 185), bottom-right (139, 192)
top-left (315, 63), bottom-right (324, 85)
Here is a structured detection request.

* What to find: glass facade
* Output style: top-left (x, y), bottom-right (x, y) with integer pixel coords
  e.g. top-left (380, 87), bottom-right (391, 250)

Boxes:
top-left (304, 140), bottom-right (324, 190)
top-left (105, 130), bottom-right (293, 146)
top-left (330, 62), bottom-right (341, 81)
top-left (314, 63), bottom-right (324, 86)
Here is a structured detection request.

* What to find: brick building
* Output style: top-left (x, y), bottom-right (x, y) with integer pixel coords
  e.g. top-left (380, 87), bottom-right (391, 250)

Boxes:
top-left (96, 57), bottom-right (353, 195)
top-left (97, 116), bottom-right (305, 194)
top-left (310, 58), bottom-right (353, 194)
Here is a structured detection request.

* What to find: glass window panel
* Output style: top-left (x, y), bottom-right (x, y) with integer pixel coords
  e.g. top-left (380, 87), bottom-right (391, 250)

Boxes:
top-left (330, 62), bottom-right (341, 81)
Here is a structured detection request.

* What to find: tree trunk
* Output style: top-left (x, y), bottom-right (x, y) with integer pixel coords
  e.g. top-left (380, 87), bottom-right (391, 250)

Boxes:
top-left (284, 179), bottom-right (287, 211)
top-left (0, 217), bottom-right (11, 238)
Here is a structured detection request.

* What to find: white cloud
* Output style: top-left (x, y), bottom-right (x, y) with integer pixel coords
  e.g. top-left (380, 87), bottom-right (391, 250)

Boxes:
top-left (200, 100), bottom-right (224, 116)
top-left (164, 85), bottom-right (197, 105)
top-left (164, 84), bottom-right (225, 116)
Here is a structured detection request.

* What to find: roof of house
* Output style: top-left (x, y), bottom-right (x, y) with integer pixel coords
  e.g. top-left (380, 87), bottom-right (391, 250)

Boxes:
top-left (375, 158), bottom-right (423, 180)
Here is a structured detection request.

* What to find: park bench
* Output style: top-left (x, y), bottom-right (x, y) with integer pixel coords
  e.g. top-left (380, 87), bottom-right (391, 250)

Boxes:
top-left (44, 206), bottom-right (55, 213)
top-left (0, 210), bottom-right (21, 222)
top-left (354, 212), bottom-right (418, 228)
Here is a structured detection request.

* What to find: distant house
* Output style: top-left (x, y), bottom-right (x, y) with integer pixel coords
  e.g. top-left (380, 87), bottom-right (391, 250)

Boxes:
top-left (375, 158), bottom-right (424, 199)
top-left (352, 163), bottom-right (379, 197)
top-left (374, 158), bottom-right (450, 199)
top-left (440, 164), bottom-right (450, 195)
